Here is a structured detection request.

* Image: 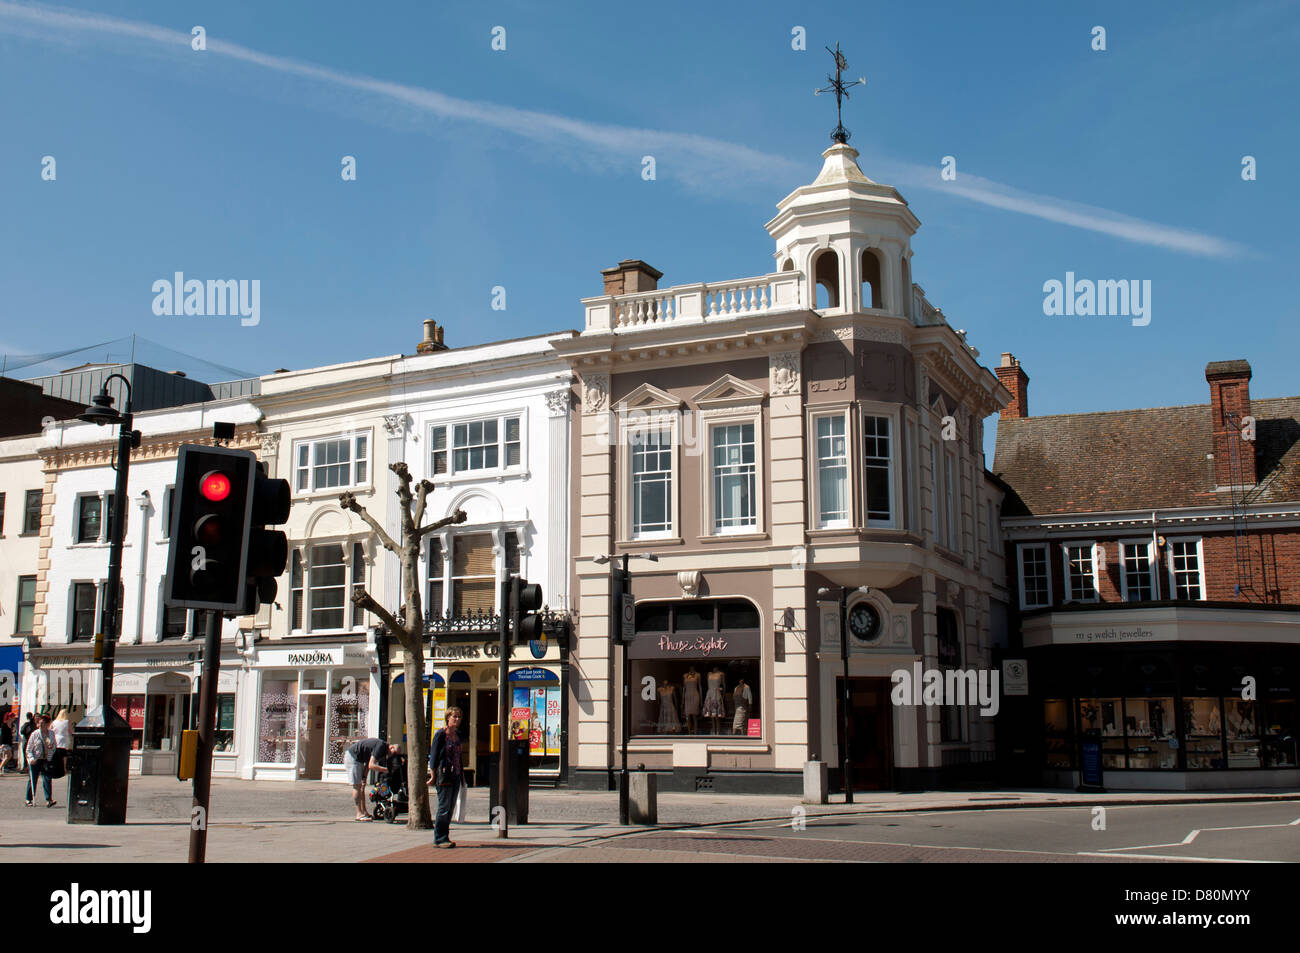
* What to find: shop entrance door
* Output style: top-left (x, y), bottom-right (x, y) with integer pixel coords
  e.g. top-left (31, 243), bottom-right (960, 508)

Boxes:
top-left (836, 677), bottom-right (894, 790)
top-left (297, 694), bottom-right (326, 780)
top-left (475, 690), bottom-right (497, 786)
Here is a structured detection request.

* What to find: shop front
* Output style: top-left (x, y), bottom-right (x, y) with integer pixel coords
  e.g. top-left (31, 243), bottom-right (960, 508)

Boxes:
top-left (1023, 607), bottom-right (1300, 790)
top-left (421, 639), bottom-right (567, 786)
top-left (248, 641), bottom-right (376, 782)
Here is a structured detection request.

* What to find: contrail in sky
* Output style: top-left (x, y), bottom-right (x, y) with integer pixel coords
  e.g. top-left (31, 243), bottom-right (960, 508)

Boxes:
top-left (0, 1), bottom-right (1246, 259)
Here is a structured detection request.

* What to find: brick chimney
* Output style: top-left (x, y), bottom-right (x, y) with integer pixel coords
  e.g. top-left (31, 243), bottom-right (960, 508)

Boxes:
top-left (1206, 359), bottom-right (1255, 486)
top-left (417, 319), bottom-right (447, 354)
top-left (995, 353), bottom-right (1030, 419)
top-left (601, 259), bottom-right (663, 296)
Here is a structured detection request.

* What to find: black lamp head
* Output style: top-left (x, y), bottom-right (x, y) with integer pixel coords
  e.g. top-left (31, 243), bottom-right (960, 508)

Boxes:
top-left (77, 389), bottom-right (120, 426)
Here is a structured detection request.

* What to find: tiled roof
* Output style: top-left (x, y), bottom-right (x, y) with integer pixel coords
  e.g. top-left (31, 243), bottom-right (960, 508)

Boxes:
top-left (993, 396), bottom-right (1300, 516)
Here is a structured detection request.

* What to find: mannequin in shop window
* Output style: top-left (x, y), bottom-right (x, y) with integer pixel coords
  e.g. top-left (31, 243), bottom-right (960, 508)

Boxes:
top-left (681, 667), bottom-right (702, 734)
top-left (731, 679), bottom-right (753, 735)
top-left (657, 681), bottom-right (681, 734)
top-left (702, 667), bottom-right (726, 734)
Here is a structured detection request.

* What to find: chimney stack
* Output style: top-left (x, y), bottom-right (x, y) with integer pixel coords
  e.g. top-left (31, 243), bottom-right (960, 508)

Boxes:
top-left (601, 259), bottom-right (663, 296)
top-left (417, 319), bottom-right (448, 354)
top-left (995, 353), bottom-right (1030, 419)
top-left (1206, 359), bottom-right (1255, 486)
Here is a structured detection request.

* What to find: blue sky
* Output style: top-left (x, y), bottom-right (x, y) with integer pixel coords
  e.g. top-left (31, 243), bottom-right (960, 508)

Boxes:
top-left (1, 0), bottom-right (1296, 461)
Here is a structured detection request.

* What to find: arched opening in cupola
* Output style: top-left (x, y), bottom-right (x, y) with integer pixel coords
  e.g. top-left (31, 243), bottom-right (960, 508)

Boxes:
top-left (861, 248), bottom-right (883, 310)
top-left (813, 249), bottom-right (841, 310)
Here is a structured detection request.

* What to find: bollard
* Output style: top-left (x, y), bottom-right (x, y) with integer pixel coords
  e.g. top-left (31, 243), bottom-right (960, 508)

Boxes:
top-left (803, 761), bottom-right (829, 805)
top-left (628, 769), bottom-right (657, 825)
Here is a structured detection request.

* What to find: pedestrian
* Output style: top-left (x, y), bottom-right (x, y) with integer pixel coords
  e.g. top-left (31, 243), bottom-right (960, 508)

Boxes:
top-left (18, 713), bottom-right (36, 773)
top-left (344, 737), bottom-right (400, 822)
top-left (50, 709), bottom-right (72, 779)
top-left (427, 707), bottom-right (464, 848)
top-left (25, 714), bottom-right (56, 808)
top-left (0, 713), bottom-right (14, 772)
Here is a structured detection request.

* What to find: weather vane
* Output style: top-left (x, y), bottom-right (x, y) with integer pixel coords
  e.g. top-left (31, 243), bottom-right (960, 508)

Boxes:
top-left (814, 42), bottom-right (866, 145)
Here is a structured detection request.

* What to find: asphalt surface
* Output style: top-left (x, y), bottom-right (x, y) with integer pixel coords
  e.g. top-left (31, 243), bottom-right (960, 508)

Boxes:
top-left (2, 771), bottom-right (1297, 863)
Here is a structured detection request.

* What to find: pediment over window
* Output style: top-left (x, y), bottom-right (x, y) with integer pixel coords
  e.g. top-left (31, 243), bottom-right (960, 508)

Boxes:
top-left (692, 375), bottom-right (767, 409)
top-left (617, 382), bottom-right (683, 412)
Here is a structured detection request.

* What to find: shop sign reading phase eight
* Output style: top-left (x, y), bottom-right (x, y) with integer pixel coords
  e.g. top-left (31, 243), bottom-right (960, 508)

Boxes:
top-left (628, 629), bottom-right (760, 661)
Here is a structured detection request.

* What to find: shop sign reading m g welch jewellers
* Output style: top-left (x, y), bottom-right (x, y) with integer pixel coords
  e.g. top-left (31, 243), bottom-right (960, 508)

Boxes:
top-left (258, 648), bottom-right (344, 667)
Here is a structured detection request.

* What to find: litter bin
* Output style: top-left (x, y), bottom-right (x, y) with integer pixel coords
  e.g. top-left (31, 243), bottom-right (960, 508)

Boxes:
top-left (486, 741), bottom-right (530, 825)
top-left (67, 705), bottom-right (133, 825)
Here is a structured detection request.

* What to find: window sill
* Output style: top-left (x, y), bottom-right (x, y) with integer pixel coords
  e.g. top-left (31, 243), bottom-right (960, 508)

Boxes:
top-left (431, 469), bottom-right (530, 487)
top-left (618, 537), bottom-right (683, 548)
top-left (293, 485), bottom-right (375, 503)
top-left (699, 532), bottom-right (768, 544)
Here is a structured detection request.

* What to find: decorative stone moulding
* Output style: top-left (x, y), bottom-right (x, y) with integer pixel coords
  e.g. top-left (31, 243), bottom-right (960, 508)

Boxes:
top-left (770, 352), bottom-right (801, 395)
top-left (677, 570), bottom-right (702, 599)
top-left (382, 414), bottom-right (411, 437)
top-left (583, 374), bottom-right (609, 414)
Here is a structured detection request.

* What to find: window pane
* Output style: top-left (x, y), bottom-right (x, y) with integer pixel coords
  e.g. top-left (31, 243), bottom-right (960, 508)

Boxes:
top-left (1123, 542), bottom-right (1153, 601)
top-left (632, 428), bottom-right (672, 535)
top-left (635, 603), bottom-right (671, 631)
top-left (291, 551), bottom-right (303, 631)
top-left (1066, 545), bottom-right (1097, 601)
top-left (72, 583), bottom-right (97, 640)
top-left (16, 576), bottom-right (36, 633)
top-left (312, 439), bottom-right (352, 489)
top-left (78, 496), bottom-right (102, 543)
top-left (674, 604), bottom-right (714, 631)
top-left (816, 417), bottom-right (847, 525)
top-left (309, 544), bottom-right (346, 630)
top-left (712, 423), bottom-right (756, 531)
top-left (1021, 546), bottom-right (1049, 607)
top-left (351, 543), bottom-right (365, 627)
top-left (864, 416), bottom-right (891, 522)
top-left (718, 600), bottom-right (759, 629)
top-left (25, 489), bottom-right (42, 534)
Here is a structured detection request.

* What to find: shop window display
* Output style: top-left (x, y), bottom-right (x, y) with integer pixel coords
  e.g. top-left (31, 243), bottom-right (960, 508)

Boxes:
top-left (259, 676), bottom-right (298, 763)
top-left (1262, 699), bottom-right (1297, 767)
top-left (1042, 699), bottom-right (1072, 768)
top-left (1123, 697), bottom-right (1176, 770)
top-left (628, 599), bottom-right (762, 738)
top-left (327, 673), bottom-right (369, 764)
top-left (1077, 697), bottom-right (1126, 769)
top-left (214, 693), bottom-right (236, 753)
top-left (1224, 699), bottom-right (1261, 768)
top-left (1183, 697), bottom-right (1225, 769)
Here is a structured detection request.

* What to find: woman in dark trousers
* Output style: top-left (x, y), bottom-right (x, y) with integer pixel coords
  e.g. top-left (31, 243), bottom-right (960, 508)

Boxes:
top-left (427, 707), bottom-right (463, 848)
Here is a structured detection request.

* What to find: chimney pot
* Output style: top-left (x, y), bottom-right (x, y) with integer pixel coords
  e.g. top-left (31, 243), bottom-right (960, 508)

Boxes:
top-left (994, 353), bottom-right (1029, 419)
top-left (601, 259), bottom-right (663, 296)
top-left (417, 319), bottom-right (448, 354)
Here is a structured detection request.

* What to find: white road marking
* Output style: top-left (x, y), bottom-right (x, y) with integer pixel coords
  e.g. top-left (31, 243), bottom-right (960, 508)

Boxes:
top-left (1097, 817), bottom-right (1300, 853)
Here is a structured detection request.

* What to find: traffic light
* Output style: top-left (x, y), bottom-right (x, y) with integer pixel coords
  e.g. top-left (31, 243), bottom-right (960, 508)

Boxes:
top-left (165, 445), bottom-right (290, 615)
top-left (245, 463), bottom-right (290, 611)
top-left (510, 577), bottom-right (544, 645)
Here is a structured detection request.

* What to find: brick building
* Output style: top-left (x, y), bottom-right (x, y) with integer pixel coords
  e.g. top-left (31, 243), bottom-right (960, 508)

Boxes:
top-left (993, 356), bottom-right (1300, 789)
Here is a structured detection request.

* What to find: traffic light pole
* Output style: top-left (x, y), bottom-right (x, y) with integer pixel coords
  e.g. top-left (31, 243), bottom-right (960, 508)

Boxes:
top-left (496, 577), bottom-right (511, 838)
top-left (188, 609), bottom-right (222, 863)
top-left (618, 554), bottom-right (630, 825)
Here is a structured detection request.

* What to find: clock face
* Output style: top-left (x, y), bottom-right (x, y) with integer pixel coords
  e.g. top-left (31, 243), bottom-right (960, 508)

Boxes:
top-left (847, 603), bottom-right (879, 642)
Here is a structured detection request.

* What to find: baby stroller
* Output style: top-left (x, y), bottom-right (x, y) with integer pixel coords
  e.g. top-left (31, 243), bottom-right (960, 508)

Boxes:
top-left (368, 753), bottom-right (409, 823)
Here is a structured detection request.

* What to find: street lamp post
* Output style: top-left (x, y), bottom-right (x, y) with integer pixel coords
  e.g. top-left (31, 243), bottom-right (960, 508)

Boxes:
top-left (72, 374), bottom-right (140, 824)
top-left (594, 551), bottom-right (657, 825)
top-left (818, 585), bottom-right (870, 805)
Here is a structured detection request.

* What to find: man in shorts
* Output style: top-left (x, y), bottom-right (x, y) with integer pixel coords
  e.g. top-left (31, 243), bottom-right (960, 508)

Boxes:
top-left (345, 737), bottom-right (399, 821)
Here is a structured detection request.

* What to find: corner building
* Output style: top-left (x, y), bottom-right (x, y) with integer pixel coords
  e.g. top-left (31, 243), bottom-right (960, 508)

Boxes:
top-left (556, 144), bottom-right (1010, 793)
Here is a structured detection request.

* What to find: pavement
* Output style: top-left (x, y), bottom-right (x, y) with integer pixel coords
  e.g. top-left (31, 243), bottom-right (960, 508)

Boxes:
top-left (1, 769), bottom-right (1297, 863)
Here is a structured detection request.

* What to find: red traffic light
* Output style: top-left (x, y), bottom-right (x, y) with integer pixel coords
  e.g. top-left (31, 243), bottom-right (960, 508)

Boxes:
top-left (200, 471), bottom-right (232, 502)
